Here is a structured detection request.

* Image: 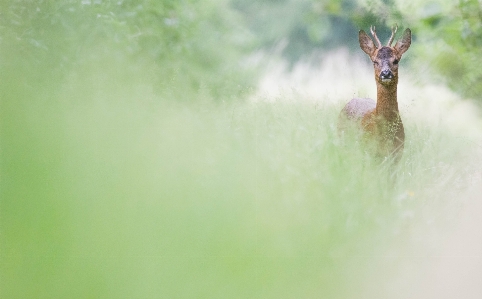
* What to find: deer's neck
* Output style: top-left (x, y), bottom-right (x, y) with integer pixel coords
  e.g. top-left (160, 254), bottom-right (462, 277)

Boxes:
top-left (375, 81), bottom-right (399, 122)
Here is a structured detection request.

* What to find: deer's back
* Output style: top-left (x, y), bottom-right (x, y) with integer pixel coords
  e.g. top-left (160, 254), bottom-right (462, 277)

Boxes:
top-left (340, 98), bottom-right (376, 120)
top-left (337, 97), bottom-right (375, 140)
top-left (338, 98), bottom-right (376, 133)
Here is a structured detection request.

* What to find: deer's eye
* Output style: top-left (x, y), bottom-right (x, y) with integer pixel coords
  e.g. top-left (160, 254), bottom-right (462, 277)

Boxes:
top-left (393, 59), bottom-right (399, 65)
top-left (372, 61), bottom-right (379, 66)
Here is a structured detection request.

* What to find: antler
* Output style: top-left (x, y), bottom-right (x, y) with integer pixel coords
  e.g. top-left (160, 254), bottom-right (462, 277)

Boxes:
top-left (370, 25), bottom-right (382, 49)
top-left (387, 24), bottom-right (398, 46)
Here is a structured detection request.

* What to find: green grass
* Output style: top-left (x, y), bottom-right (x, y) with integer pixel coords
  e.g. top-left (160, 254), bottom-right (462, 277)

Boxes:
top-left (1, 3), bottom-right (480, 298)
top-left (1, 71), bottom-right (479, 298)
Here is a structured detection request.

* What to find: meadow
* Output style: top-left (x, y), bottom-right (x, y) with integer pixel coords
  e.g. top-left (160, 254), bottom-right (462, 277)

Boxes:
top-left (2, 2), bottom-right (482, 298)
top-left (2, 56), bottom-right (481, 298)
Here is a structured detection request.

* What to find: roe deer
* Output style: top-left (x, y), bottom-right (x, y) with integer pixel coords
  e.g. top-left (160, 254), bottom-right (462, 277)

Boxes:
top-left (338, 25), bottom-right (411, 163)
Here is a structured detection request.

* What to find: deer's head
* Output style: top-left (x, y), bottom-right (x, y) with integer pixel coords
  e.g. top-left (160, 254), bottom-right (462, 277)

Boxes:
top-left (359, 25), bottom-right (411, 85)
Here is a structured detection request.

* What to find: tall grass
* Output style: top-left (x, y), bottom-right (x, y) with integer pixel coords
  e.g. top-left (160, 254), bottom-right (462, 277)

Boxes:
top-left (1, 3), bottom-right (481, 297)
top-left (1, 66), bottom-right (479, 298)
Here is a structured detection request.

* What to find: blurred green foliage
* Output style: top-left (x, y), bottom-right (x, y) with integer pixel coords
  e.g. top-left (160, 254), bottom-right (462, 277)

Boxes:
top-left (396, 0), bottom-right (482, 102)
top-left (3, 0), bottom-right (480, 101)
top-left (1, 1), bottom-right (480, 298)
top-left (0, 0), bottom-right (255, 100)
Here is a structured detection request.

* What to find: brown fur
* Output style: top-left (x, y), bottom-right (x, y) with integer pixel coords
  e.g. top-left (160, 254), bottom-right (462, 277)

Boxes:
top-left (339, 26), bottom-right (411, 163)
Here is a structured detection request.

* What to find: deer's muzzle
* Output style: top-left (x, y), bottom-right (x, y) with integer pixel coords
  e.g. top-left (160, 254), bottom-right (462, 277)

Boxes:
top-left (379, 69), bottom-right (394, 82)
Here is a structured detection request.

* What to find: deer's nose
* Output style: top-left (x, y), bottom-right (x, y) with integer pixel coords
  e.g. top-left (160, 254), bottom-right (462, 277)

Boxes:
top-left (380, 70), bottom-right (393, 80)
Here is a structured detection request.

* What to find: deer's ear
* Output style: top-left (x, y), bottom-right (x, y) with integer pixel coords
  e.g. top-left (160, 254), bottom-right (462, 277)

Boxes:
top-left (359, 30), bottom-right (377, 56)
top-left (394, 28), bottom-right (411, 56)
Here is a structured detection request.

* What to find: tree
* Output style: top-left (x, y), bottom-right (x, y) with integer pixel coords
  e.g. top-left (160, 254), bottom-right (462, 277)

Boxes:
top-left (0, 0), bottom-right (255, 100)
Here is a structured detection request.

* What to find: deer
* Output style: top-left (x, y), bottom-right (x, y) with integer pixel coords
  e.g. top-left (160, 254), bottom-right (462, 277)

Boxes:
top-left (338, 25), bottom-right (411, 164)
